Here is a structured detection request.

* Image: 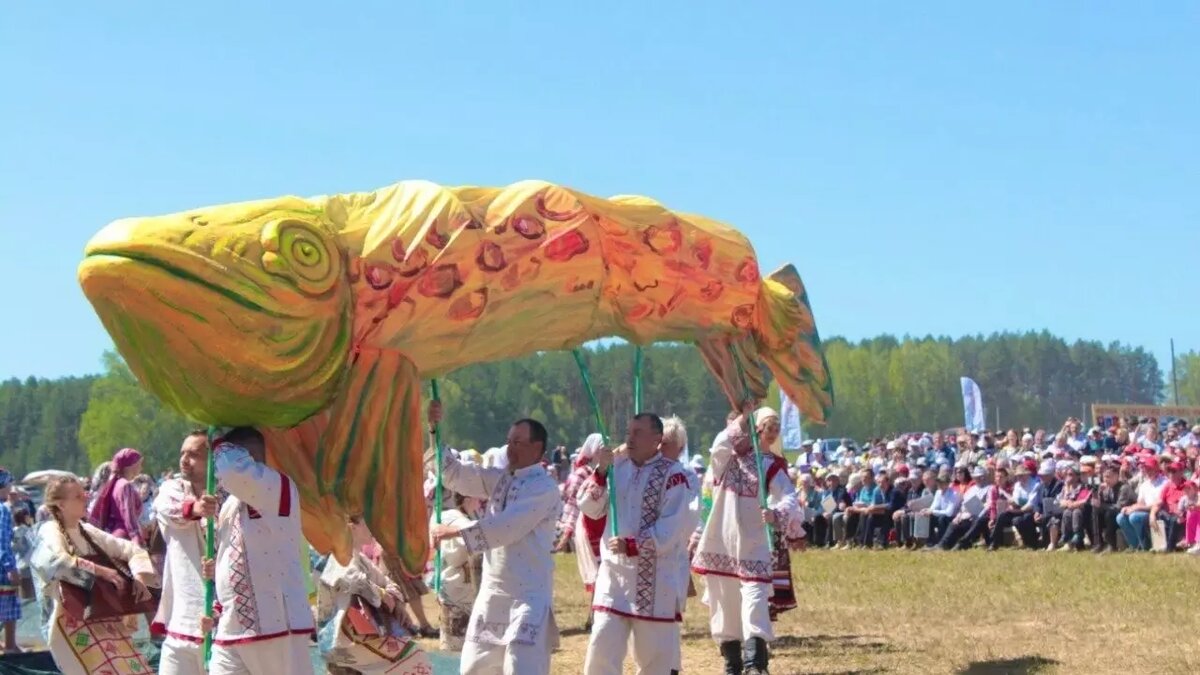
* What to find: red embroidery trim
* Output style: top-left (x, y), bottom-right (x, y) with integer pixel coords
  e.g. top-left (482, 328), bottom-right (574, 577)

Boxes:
top-left (279, 475), bottom-right (292, 517)
top-left (212, 628), bottom-right (314, 646)
top-left (591, 605), bottom-right (681, 623)
top-left (665, 473), bottom-right (690, 491)
top-left (227, 512), bottom-right (259, 631)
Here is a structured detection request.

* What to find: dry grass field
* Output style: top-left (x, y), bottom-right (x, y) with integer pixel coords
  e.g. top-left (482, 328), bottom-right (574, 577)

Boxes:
top-left (418, 548), bottom-right (1200, 674)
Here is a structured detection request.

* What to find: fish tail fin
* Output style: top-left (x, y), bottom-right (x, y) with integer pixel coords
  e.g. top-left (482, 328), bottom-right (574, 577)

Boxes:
top-left (314, 348), bottom-right (429, 575)
top-left (696, 264), bottom-right (832, 422)
top-left (754, 264), bottom-right (833, 423)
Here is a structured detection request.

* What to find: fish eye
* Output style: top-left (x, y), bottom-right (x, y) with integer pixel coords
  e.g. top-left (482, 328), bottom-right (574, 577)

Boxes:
top-left (261, 219), bottom-right (341, 295)
top-left (295, 240), bottom-right (320, 265)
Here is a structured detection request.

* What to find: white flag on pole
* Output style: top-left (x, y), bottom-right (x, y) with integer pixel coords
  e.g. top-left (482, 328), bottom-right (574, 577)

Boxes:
top-left (960, 377), bottom-right (986, 431)
top-left (780, 391), bottom-right (804, 450)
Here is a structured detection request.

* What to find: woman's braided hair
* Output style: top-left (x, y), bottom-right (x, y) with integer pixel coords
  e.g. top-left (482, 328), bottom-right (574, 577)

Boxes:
top-left (44, 476), bottom-right (80, 557)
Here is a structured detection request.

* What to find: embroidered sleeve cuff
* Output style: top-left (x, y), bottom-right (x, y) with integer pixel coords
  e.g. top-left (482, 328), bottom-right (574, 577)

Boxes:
top-left (460, 524), bottom-right (489, 554)
top-left (635, 534), bottom-right (657, 557)
top-left (773, 507), bottom-right (791, 530)
top-left (624, 537), bottom-right (639, 557)
top-left (181, 499), bottom-right (201, 520)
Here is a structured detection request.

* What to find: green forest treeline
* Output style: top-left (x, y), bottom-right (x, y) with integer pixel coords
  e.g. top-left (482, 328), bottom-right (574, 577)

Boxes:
top-left (2, 331), bottom-right (1195, 478)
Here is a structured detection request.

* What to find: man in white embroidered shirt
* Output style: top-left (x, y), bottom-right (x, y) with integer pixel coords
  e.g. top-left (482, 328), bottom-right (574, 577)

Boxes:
top-left (153, 430), bottom-right (225, 675)
top-left (208, 427), bottom-right (315, 675)
top-left (581, 413), bottom-right (693, 675)
top-left (427, 405), bottom-right (562, 675)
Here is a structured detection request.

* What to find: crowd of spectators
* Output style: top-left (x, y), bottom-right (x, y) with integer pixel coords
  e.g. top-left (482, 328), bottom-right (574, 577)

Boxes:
top-left (785, 417), bottom-right (1200, 554)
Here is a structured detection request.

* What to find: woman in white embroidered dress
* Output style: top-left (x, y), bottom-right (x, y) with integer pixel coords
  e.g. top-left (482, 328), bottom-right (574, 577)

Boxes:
top-left (31, 477), bottom-right (157, 675)
top-left (756, 409), bottom-right (806, 621)
top-left (318, 515), bottom-right (431, 675)
top-left (692, 405), bottom-right (801, 675)
top-left (553, 434), bottom-right (605, 600)
top-left (433, 490), bottom-right (482, 651)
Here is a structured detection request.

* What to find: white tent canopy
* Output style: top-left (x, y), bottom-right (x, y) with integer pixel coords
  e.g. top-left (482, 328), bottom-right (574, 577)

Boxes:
top-left (21, 469), bottom-right (78, 485)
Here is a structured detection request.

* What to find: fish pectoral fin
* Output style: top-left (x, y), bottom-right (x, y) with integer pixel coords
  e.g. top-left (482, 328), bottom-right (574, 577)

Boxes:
top-left (315, 347), bottom-right (429, 577)
top-left (697, 334), bottom-right (768, 409)
top-left (263, 420), bottom-right (353, 564)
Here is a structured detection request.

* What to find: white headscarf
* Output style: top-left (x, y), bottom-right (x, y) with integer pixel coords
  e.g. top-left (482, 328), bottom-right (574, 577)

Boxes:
top-left (483, 446), bottom-right (509, 470)
top-left (578, 433), bottom-right (605, 462)
top-left (753, 406), bottom-right (784, 456)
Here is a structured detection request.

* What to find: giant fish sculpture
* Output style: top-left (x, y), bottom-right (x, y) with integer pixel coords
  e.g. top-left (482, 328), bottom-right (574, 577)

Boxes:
top-left (77, 180), bottom-right (833, 572)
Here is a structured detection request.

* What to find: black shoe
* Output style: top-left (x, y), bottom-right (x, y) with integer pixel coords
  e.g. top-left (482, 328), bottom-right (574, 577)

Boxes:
top-left (742, 636), bottom-right (769, 675)
top-left (720, 640), bottom-right (743, 675)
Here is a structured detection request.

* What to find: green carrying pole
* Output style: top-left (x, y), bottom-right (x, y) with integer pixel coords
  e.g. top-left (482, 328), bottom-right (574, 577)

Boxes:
top-left (203, 426), bottom-right (217, 667)
top-left (633, 345), bottom-right (644, 413)
top-left (572, 348), bottom-right (618, 533)
top-left (430, 380), bottom-right (444, 596)
top-left (732, 356), bottom-right (775, 549)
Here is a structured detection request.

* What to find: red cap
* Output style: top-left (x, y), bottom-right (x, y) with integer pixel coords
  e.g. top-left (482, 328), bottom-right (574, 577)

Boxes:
top-left (1023, 459), bottom-right (1038, 474)
top-left (1142, 457), bottom-right (1160, 470)
top-left (897, 465), bottom-right (910, 476)
top-left (1168, 462), bottom-right (1184, 472)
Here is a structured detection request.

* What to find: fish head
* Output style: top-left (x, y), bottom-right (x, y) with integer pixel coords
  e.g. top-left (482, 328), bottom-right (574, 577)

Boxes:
top-left (78, 196), bottom-right (353, 427)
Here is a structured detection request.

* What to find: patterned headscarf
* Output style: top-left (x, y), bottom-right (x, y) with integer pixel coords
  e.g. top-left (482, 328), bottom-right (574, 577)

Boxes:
top-left (0, 469), bottom-right (12, 490)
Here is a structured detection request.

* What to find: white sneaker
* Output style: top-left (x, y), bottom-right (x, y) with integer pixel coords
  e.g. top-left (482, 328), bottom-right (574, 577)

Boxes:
top-left (1187, 545), bottom-right (1200, 556)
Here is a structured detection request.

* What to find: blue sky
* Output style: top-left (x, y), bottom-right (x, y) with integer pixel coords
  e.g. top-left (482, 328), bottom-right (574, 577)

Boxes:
top-left (2, 3), bottom-right (1197, 381)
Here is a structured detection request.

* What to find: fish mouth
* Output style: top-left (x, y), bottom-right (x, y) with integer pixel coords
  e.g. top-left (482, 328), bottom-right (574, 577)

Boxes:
top-left (79, 249), bottom-right (344, 428)
top-left (81, 249), bottom-right (299, 320)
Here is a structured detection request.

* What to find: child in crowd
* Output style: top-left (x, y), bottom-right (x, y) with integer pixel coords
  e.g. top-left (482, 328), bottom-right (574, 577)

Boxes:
top-left (12, 510), bottom-right (35, 601)
top-left (1181, 480), bottom-right (1200, 555)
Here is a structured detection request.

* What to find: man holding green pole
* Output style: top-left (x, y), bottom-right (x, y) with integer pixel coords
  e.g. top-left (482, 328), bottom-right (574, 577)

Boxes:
top-left (203, 427), bottom-right (316, 675)
top-left (580, 413), bottom-right (695, 675)
top-left (152, 430), bottom-right (225, 675)
top-left (426, 403), bottom-right (561, 675)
